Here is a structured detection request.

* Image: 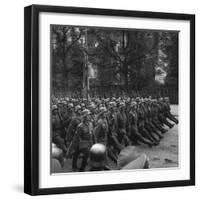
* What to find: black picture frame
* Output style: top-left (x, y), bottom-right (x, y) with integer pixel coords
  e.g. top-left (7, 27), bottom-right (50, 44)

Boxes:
top-left (24, 4), bottom-right (195, 196)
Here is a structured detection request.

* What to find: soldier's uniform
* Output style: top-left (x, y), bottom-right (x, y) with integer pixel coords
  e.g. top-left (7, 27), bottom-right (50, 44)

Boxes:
top-left (142, 102), bottom-right (161, 143)
top-left (61, 101), bottom-right (68, 116)
top-left (63, 103), bottom-right (74, 130)
top-left (128, 103), bottom-right (153, 147)
top-left (157, 101), bottom-right (174, 128)
top-left (103, 107), bottom-right (120, 161)
top-left (163, 98), bottom-right (178, 124)
top-left (66, 115), bottom-right (81, 145)
top-left (115, 106), bottom-right (131, 147)
top-left (94, 113), bottom-right (113, 163)
top-left (94, 118), bottom-right (108, 145)
top-left (136, 104), bottom-right (158, 144)
top-left (68, 116), bottom-right (93, 171)
top-left (52, 108), bottom-right (68, 154)
top-left (89, 110), bottom-right (97, 138)
top-left (151, 101), bottom-right (167, 133)
top-left (145, 102), bottom-right (163, 140)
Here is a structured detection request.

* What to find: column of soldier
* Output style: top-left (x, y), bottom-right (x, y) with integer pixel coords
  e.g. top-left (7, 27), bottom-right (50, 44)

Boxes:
top-left (52, 96), bottom-right (178, 172)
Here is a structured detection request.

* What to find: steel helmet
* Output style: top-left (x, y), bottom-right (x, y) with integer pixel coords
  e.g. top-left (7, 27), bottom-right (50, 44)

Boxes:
top-left (52, 104), bottom-right (58, 111)
top-left (89, 143), bottom-right (107, 168)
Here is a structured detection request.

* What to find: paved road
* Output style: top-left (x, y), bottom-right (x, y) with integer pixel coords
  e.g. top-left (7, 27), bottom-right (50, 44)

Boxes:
top-left (135, 123), bottom-right (178, 168)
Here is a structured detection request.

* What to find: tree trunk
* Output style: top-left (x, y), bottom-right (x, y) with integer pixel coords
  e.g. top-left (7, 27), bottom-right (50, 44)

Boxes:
top-left (123, 63), bottom-right (129, 92)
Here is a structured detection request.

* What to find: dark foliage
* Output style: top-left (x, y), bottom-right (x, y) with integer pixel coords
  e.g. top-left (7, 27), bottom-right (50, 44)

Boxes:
top-left (51, 25), bottom-right (178, 100)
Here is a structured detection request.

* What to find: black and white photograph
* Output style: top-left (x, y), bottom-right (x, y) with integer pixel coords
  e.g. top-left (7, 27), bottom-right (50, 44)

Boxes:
top-left (23, 5), bottom-right (195, 195)
top-left (50, 25), bottom-right (179, 173)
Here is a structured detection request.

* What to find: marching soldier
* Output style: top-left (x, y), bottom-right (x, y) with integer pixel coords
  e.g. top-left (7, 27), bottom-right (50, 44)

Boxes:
top-left (94, 106), bottom-right (118, 163)
top-left (63, 103), bottom-right (74, 130)
top-left (136, 101), bottom-right (159, 145)
top-left (61, 101), bottom-right (68, 116)
top-left (128, 102), bottom-right (154, 147)
top-left (105, 102), bottom-right (123, 158)
top-left (66, 109), bottom-right (93, 172)
top-left (164, 97), bottom-right (179, 124)
top-left (157, 98), bottom-right (174, 128)
top-left (151, 99), bottom-right (167, 133)
top-left (144, 99), bottom-right (163, 140)
top-left (52, 105), bottom-right (68, 154)
top-left (65, 105), bottom-right (82, 146)
top-left (94, 107), bottom-right (108, 145)
top-left (142, 100), bottom-right (160, 143)
top-left (115, 102), bottom-right (131, 148)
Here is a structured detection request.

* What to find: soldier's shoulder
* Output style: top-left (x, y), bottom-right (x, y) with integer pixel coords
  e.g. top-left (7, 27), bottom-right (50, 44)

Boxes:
top-left (77, 122), bottom-right (83, 128)
top-left (97, 118), bottom-right (104, 124)
top-left (116, 111), bottom-right (121, 116)
top-left (72, 116), bottom-right (79, 121)
top-left (63, 113), bottom-right (69, 119)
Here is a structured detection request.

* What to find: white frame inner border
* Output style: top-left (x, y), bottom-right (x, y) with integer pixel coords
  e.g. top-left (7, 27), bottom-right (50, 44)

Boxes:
top-left (39, 12), bottom-right (190, 188)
